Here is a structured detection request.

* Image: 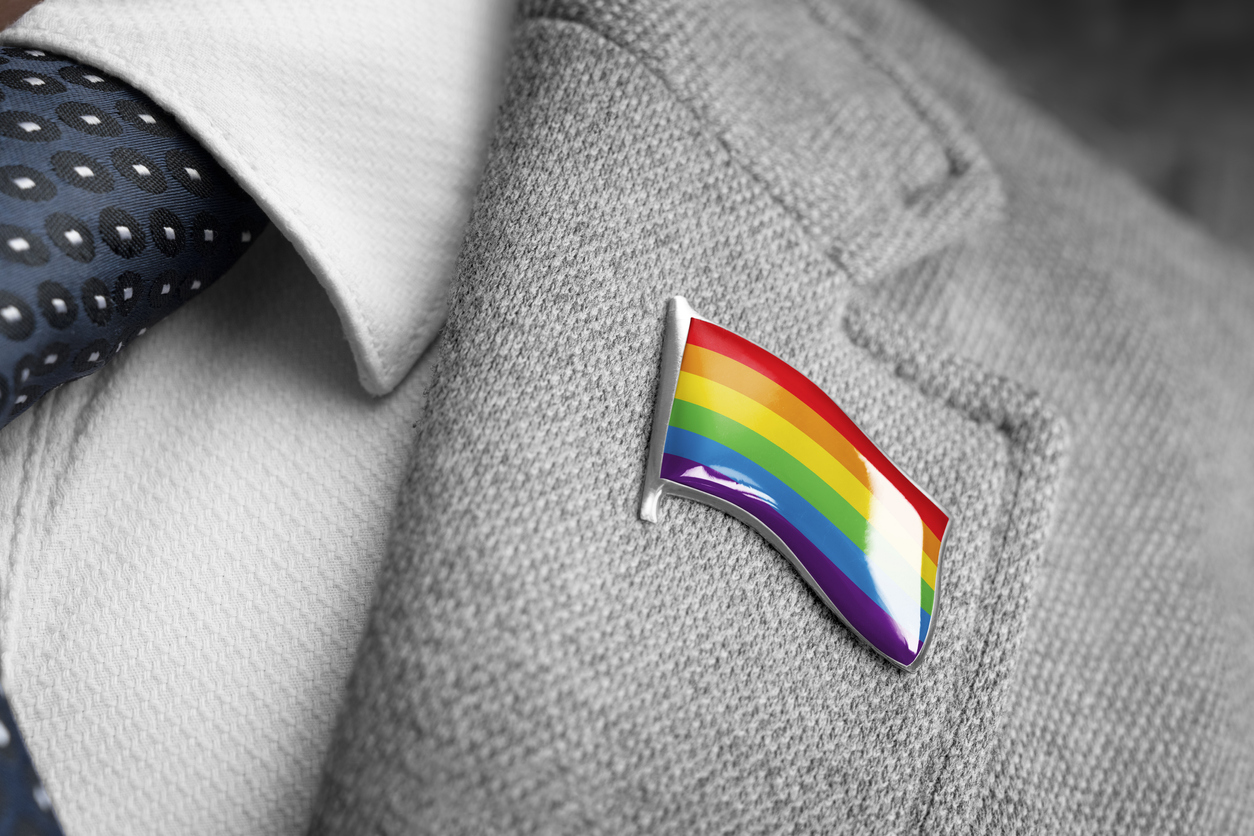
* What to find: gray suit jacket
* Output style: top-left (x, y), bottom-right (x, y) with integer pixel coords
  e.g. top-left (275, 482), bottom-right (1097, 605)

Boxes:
top-left (314, 0), bottom-right (1254, 832)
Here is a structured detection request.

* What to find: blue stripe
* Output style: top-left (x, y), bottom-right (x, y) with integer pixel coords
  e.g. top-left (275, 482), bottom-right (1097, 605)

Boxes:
top-left (919, 608), bottom-right (931, 648)
top-left (664, 426), bottom-right (925, 639)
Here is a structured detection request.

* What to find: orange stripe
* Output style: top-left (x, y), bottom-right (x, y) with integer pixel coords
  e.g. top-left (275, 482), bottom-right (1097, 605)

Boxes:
top-left (924, 527), bottom-right (940, 566)
top-left (682, 343), bottom-right (939, 567)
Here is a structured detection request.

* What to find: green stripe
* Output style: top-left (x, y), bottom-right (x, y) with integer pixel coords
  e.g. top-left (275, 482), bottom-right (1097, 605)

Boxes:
top-left (669, 399), bottom-right (933, 613)
top-left (920, 578), bottom-right (934, 614)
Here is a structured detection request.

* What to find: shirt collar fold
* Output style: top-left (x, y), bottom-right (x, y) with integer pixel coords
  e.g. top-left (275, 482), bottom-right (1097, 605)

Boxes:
top-left (3, 0), bottom-right (509, 395)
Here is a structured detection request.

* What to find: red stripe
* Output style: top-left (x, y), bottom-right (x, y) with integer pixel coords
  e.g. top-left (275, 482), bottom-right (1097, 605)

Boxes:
top-left (686, 319), bottom-right (949, 542)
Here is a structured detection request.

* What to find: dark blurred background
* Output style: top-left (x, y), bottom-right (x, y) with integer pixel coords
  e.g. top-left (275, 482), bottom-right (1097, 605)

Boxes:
top-left (919, 0), bottom-right (1254, 256)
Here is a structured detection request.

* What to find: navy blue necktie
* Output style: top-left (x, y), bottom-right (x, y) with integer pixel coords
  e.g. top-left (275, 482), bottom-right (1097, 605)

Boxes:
top-left (0, 684), bottom-right (60, 835)
top-left (0, 45), bottom-right (268, 831)
top-left (0, 45), bottom-right (267, 430)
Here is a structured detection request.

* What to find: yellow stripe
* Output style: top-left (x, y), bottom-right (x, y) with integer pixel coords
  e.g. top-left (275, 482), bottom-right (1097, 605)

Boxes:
top-left (675, 371), bottom-right (935, 590)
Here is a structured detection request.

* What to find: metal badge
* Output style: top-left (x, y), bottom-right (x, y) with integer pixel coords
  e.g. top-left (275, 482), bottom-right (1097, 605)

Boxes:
top-left (641, 297), bottom-right (951, 671)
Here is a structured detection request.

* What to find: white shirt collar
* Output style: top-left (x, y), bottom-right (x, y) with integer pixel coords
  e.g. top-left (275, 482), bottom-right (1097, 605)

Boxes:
top-left (2, 0), bottom-right (509, 394)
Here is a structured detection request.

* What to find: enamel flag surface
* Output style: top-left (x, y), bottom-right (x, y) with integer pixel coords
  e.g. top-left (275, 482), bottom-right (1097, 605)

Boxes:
top-left (640, 298), bottom-right (950, 671)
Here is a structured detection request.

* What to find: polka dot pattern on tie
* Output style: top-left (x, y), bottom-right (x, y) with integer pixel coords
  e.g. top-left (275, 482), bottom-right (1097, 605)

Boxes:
top-left (0, 46), bottom-right (268, 429)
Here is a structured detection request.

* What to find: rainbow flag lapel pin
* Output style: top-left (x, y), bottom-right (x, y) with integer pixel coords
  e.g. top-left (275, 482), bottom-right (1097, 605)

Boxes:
top-left (640, 297), bottom-right (951, 671)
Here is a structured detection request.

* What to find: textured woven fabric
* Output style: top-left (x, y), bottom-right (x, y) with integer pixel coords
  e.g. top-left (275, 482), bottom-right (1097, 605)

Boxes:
top-left (312, 0), bottom-right (1254, 833)
top-left (313, 3), bottom-right (1064, 833)
top-left (1, 0), bottom-right (509, 394)
top-left (829, 0), bottom-right (1254, 829)
top-left (0, 3), bottom-right (508, 834)
top-left (0, 226), bottom-right (437, 836)
top-left (0, 47), bottom-right (267, 430)
top-left (0, 42), bottom-right (270, 828)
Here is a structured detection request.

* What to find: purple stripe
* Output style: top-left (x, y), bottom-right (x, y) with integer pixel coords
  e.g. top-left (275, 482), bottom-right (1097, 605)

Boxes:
top-left (661, 454), bottom-right (917, 666)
